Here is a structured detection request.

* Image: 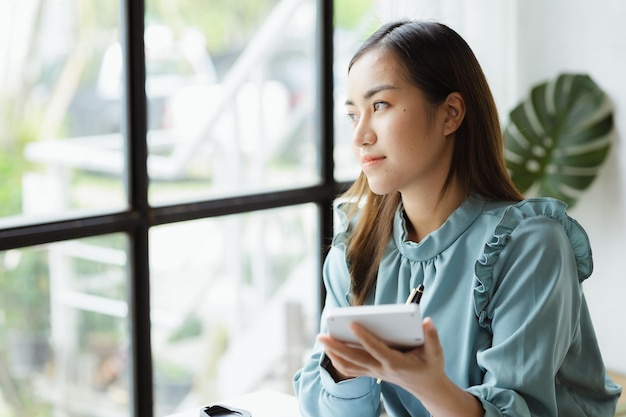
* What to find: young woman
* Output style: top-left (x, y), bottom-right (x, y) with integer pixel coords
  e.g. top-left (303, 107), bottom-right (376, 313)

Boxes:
top-left (293, 19), bottom-right (621, 417)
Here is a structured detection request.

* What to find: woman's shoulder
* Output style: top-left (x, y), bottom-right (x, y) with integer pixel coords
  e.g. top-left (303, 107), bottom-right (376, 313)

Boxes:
top-left (481, 195), bottom-right (573, 221)
top-left (477, 196), bottom-right (592, 278)
top-left (473, 196), bottom-right (593, 324)
top-left (479, 196), bottom-right (591, 265)
top-left (478, 195), bottom-right (570, 221)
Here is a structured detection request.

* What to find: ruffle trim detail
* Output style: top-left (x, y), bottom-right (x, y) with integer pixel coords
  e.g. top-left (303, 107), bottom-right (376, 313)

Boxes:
top-left (331, 201), bottom-right (354, 248)
top-left (473, 198), bottom-right (593, 329)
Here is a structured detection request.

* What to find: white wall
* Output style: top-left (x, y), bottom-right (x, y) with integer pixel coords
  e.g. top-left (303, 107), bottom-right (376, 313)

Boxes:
top-left (374, 0), bottom-right (626, 373)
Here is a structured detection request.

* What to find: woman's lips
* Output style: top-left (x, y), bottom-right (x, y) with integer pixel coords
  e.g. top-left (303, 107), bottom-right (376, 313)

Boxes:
top-left (361, 155), bottom-right (386, 168)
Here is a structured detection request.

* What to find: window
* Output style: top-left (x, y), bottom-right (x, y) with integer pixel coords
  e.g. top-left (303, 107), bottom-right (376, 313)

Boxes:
top-left (0, 0), bottom-right (335, 415)
top-left (0, 0), bottom-right (379, 416)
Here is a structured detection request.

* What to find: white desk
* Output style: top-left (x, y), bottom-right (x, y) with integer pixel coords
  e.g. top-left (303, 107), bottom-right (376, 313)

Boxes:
top-left (165, 390), bottom-right (301, 417)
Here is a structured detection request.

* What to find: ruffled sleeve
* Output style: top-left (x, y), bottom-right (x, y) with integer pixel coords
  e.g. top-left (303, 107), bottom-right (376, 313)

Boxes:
top-left (473, 197), bottom-right (592, 330)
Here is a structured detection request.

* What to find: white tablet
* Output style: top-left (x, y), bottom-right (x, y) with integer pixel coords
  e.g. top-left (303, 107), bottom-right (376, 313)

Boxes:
top-left (325, 303), bottom-right (424, 351)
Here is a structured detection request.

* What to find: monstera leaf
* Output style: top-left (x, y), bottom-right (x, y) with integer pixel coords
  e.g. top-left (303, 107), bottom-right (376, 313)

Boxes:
top-left (504, 73), bottom-right (614, 207)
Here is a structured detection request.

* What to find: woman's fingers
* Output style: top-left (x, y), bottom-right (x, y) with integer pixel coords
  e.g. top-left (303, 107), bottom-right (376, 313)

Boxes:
top-left (422, 317), bottom-right (444, 359)
top-left (348, 323), bottom-right (398, 367)
top-left (318, 318), bottom-right (443, 381)
top-left (318, 334), bottom-right (374, 376)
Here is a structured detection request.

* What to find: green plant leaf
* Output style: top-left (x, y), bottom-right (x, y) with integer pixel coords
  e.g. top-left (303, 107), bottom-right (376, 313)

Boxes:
top-left (504, 73), bottom-right (614, 207)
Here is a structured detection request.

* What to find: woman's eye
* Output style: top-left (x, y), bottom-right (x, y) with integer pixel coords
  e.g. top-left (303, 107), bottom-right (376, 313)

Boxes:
top-left (373, 101), bottom-right (388, 111)
top-left (346, 112), bottom-right (359, 123)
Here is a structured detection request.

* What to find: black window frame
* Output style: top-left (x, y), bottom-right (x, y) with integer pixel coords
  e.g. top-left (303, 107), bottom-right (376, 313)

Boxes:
top-left (0, 0), bottom-right (343, 416)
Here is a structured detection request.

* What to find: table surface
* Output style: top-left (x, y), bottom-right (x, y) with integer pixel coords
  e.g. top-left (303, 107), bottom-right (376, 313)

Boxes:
top-left (165, 390), bottom-right (301, 417)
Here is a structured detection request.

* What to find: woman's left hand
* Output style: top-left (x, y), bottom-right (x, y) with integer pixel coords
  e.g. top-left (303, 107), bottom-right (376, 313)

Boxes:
top-left (318, 317), bottom-right (445, 389)
top-left (319, 317), bottom-right (484, 417)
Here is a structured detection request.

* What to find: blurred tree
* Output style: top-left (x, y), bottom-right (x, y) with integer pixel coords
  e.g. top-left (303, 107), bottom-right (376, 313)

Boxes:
top-left (146, 0), bottom-right (278, 55)
top-left (335, 0), bottom-right (374, 30)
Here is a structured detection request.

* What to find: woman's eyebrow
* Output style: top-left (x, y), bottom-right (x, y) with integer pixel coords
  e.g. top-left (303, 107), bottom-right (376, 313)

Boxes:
top-left (345, 84), bottom-right (398, 106)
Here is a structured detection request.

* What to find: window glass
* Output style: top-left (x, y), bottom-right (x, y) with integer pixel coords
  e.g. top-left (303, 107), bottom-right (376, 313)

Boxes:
top-left (333, 0), bottom-right (376, 181)
top-left (149, 204), bottom-right (318, 415)
top-left (144, 0), bottom-right (319, 205)
top-left (0, 234), bottom-right (131, 417)
top-left (0, 1), bottom-right (126, 226)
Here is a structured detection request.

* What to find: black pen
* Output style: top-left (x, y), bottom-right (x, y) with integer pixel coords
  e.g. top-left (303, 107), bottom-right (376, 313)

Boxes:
top-left (410, 284), bottom-right (424, 304)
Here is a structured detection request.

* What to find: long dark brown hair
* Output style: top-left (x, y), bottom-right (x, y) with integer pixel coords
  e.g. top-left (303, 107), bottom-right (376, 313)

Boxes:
top-left (342, 20), bottom-right (524, 305)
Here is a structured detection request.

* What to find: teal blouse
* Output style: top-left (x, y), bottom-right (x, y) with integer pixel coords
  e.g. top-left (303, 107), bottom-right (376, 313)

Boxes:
top-left (293, 194), bottom-right (621, 416)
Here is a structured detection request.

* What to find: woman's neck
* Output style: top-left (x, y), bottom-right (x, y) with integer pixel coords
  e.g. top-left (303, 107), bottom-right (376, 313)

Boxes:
top-left (400, 182), bottom-right (467, 243)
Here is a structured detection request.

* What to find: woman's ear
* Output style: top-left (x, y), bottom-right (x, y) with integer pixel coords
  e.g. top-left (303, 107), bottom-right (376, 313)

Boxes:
top-left (443, 92), bottom-right (465, 136)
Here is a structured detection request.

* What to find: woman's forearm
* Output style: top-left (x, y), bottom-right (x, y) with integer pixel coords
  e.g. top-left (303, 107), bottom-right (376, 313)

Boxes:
top-left (407, 373), bottom-right (484, 417)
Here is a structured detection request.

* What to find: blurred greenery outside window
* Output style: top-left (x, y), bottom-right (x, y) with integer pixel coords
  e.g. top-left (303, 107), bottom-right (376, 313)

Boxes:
top-left (0, 234), bottom-right (129, 416)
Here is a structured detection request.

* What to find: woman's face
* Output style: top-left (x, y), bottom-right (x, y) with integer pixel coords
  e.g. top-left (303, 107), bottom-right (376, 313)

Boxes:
top-left (346, 48), bottom-right (455, 197)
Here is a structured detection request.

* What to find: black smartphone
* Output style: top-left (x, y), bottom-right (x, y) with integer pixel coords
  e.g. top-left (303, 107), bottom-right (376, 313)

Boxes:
top-left (199, 404), bottom-right (252, 417)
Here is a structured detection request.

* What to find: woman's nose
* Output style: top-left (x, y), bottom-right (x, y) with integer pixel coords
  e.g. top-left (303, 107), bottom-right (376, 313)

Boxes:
top-left (352, 119), bottom-right (376, 147)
